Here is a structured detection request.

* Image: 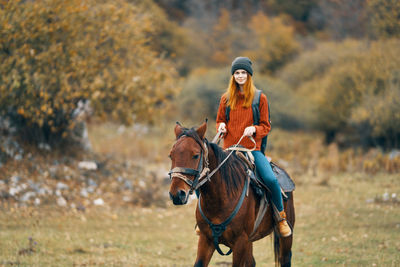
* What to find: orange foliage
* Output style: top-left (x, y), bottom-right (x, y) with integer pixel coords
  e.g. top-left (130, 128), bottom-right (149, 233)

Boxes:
top-left (246, 12), bottom-right (300, 73)
top-left (210, 9), bottom-right (233, 65)
top-left (0, 0), bottom-right (179, 144)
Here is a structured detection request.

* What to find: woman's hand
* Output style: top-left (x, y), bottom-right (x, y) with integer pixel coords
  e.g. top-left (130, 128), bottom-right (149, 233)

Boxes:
top-left (218, 122), bottom-right (227, 133)
top-left (243, 126), bottom-right (256, 136)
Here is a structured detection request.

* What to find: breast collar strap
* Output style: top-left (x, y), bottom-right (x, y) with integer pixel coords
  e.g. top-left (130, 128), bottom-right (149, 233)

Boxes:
top-left (198, 177), bottom-right (249, 256)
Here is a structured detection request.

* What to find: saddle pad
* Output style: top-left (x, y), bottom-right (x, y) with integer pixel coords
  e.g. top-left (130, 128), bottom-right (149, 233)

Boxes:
top-left (270, 161), bottom-right (295, 192)
top-left (234, 151), bottom-right (295, 193)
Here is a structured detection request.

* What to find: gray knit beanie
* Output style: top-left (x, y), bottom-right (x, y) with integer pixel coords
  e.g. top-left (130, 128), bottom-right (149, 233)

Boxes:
top-left (231, 57), bottom-right (253, 76)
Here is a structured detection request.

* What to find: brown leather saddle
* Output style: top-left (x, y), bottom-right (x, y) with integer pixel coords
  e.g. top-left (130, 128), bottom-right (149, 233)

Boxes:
top-left (235, 151), bottom-right (295, 200)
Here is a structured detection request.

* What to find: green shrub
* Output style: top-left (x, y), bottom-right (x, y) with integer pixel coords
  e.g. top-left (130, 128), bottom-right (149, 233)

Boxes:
top-left (278, 40), bottom-right (367, 90)
top-left (177, 68), bottom-right (229, 123)
top-left (254, 76), bottom-right (304, 130)
top-left (277, 39), bottom-right (400, 148)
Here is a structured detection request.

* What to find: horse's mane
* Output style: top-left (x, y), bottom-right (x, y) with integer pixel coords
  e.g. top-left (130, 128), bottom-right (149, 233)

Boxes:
top-left (177, 127), bottom-right (247, 195)
top-left (208, 142), bottom-right (247, 195)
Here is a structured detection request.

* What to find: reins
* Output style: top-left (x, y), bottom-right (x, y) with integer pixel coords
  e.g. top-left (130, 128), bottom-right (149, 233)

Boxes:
top-left (193, 132), bottom-right (256, 191)
top-left (198, 132), bottom-right (255, 256)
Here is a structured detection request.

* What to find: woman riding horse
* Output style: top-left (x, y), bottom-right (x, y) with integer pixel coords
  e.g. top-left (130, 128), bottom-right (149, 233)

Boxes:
top-left (216, 56), bottom-right (291, 237)
top-left (169, 122), bottom-right (294, 266)
top-left (168, 57), bottom-right (294, 266)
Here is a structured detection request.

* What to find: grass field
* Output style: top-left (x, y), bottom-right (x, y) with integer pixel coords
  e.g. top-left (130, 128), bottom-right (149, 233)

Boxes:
top-left (1, 171), bottom-right (399, 267)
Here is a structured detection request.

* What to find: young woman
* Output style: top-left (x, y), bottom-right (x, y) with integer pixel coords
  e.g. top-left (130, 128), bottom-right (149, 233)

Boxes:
top-left (216, 56), bottom-right (292, 237)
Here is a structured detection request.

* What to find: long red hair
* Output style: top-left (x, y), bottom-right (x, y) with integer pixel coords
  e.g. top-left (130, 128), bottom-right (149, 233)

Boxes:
top-left (226, 74), bottom-right (255, 109)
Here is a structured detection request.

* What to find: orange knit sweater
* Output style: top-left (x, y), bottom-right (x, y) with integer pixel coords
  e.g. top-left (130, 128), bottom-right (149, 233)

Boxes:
top-left (216, 91), bottom-right (271, 151)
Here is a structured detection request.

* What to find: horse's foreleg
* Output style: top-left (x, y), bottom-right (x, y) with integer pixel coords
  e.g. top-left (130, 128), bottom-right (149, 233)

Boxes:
top-left (232, 235), bottom-right (255, 267)
top-left (194, 233), bottom-right (215, 267)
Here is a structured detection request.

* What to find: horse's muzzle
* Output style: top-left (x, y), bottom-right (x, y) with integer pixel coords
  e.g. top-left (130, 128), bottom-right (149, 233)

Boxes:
top-left (169, 190), bottom-right (188, 205)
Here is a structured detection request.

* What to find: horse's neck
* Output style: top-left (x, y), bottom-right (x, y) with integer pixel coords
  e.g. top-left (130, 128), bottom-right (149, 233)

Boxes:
top-left (199, 145), bottom-right (234, 212)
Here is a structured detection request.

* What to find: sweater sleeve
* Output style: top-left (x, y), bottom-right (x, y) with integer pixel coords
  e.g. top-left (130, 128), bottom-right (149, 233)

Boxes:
top-left (254, 93), bottom-right (271, 139)
top-left (216, 94), bottom-right (227, 131)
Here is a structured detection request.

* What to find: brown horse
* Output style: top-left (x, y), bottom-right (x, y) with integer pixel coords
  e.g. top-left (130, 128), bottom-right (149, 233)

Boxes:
top-left (168, 122), bottom-right (295, 267)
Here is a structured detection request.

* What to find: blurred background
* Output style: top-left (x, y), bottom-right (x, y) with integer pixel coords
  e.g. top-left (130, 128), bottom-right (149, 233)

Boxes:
top-left (0, 0), bottom-right (399, 266)
top-left (1, 0), bottom-right (400, 150)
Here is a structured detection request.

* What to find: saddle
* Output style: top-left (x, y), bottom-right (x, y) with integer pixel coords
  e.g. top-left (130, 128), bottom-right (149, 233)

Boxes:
top-left (235, 151), bottom-right (295, 240)
top-left (235, 151), bottom-right (295, 200)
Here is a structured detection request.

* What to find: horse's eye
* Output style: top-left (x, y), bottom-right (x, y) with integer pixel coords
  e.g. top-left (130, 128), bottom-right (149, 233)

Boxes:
top-left (193, 154), bottom-right (199, 159)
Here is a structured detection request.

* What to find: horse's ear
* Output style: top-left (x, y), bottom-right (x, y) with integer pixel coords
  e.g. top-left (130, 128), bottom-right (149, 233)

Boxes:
top-left (196, 120), bottom-right (207, 139)
top-left (174, 122), bottom-right (183, 138)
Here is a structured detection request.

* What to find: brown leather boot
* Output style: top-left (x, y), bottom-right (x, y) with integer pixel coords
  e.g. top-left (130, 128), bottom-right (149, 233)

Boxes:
top-left (278, 210), bottom-right (292, 237)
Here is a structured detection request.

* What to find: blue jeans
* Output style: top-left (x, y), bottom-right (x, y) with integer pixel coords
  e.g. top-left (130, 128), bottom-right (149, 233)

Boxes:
top-left (252, 151), bottom-right (283, 212)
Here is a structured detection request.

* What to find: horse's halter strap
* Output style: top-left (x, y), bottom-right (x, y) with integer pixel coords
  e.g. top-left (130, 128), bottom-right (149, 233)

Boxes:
top-left (168, 135), bottom-right (210, 195)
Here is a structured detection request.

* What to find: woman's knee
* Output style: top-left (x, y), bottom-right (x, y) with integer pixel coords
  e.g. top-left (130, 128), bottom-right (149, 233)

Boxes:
top-left (253, 151), bottom-right (280, 187)
top-left (260, 171), bottom-right (278, 187)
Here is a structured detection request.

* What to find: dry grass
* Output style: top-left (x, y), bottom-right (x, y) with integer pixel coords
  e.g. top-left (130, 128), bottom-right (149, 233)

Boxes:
top-left (88, 123), bottom-right (400, 178)
top-left (1, 123), bottom-right (399, 266)
top-left (88, 122), bottom-right (177, 164)
top-left (0, 171), bottom-right (399, 266)
top-left (267, 129), bottom-right (400, 179)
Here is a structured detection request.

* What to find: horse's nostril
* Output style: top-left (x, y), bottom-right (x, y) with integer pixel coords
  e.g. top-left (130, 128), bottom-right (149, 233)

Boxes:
top-left (178, 190), bottom-right (186, 199)
top-left (169, 190), bottom-right (188, 205)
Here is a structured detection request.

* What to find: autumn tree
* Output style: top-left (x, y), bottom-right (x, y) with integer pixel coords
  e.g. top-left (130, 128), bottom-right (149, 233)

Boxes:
top-left (265, 0), bottom-right (319, 32)
top-left (275, 38), bottom-right (400, 148)
top-left (367, 0), bottom-right (400, 39)
top-left (309, 0), bottom-right (368, 39)
top-left (246, 12), bottom-right (300, 74)
top-left (0, 0), bottom-right (179, 146)
top-left (209, 9), bottom-right (234, 65)
top-left (348, 40), bottom-right (400, 148)
top-left (131, 0), bottom-right (188, 60)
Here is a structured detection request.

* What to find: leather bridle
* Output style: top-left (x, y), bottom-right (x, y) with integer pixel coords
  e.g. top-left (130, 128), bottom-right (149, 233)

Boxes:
top-left (168, 132), bottom-right (255, 195)
top-left (168, 135), bottom-right (210, 196)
